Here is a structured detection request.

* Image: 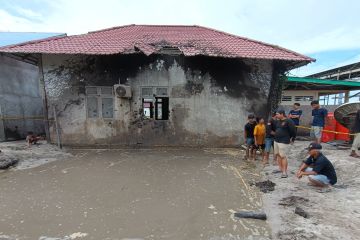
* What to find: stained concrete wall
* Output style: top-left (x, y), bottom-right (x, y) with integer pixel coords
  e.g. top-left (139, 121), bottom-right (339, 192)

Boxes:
top-left (0, 55), bottom-right (44, 141)
top-left (42, 54), bottom-right (274, 147)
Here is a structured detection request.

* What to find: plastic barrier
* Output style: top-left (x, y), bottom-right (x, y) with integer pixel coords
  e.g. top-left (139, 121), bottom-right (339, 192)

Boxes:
top-left (335, 122), bottom-right (350, 141)
top-left (322, 112), bottom-right (336, 143)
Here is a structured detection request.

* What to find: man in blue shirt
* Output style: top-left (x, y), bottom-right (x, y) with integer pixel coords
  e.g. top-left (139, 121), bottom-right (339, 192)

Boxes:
top-left (288, 103), bottom-right (302, 140)
top-left (296, 143), bottom-right (337, 188)
top-left (310, 100), bottom-right (328, 144)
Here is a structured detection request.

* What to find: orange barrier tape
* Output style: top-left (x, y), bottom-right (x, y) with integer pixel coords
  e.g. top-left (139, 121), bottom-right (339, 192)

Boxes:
top-left (296, 125), bottom-right (356, 136)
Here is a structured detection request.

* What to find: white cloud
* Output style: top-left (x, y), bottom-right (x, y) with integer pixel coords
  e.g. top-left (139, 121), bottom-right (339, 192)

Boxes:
top-left (0, 9), bottom-right (33, 31)
top-left (14, 6), bottom-right (42, 19)
top-left (0, 0), bottom-right (359, 55)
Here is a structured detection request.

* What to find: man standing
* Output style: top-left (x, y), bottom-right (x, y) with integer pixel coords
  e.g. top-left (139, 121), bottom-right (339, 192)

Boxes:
top-left (310, 100), bottom-right (328, 144)
top-left (350, 109), bottom-right (360, 158)
top-left (288, 103), bottom-right (302, 140)
top-left (297, 143), bottom-right (337, 188)
top-left (274, 110), bottom-right (296, 178)
top-left (244, 114), bottom-right (256, 160)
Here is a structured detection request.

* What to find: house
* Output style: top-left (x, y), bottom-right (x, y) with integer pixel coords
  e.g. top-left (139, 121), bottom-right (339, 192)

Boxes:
top-left (0, 32), bottom-right (64, 141)
top-left (280, 62), bottom-right (360, 134)
top-left (0, 25), bottom-right (313, 147)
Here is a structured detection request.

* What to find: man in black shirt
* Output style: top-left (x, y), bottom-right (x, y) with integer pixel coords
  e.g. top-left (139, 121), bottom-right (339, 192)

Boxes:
top-left (274, 110), bottom-right (296, 178)
top-left (296, 143), bottom-right (337, 188)
top-left (244, 114), bottom-right (256, 160)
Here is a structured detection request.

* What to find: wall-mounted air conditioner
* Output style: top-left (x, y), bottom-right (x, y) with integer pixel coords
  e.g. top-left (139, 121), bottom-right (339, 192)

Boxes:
top-left (114, 84), bottom-right (132, 98)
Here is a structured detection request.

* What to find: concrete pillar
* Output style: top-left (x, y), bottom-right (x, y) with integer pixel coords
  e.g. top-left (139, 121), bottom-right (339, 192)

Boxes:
top-left (345, 91), bottom-right (350, 103)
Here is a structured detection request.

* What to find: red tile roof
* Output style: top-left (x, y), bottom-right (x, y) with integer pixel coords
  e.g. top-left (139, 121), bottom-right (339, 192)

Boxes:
top-left (0, 24), bottom-right (314, 62)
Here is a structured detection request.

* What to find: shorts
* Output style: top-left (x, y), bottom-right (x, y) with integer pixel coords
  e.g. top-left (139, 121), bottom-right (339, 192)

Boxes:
top-left (264, 138), bottom-right (273, 152)
top-left (305, 167), bottom-right (330, 185)
top-left (246, 137), bottom-right (255, 146)
top-left (274, 141), bottom-right (289, 158)
top-left (351, 133), bottom-right (360, 151)
top-left (310, 126), bottom-right (323, 139)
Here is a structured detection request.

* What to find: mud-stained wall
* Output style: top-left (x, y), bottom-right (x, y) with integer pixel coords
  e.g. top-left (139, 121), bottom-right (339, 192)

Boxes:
top-left (0, 55), bottom-right (44, 141)
top-left (42, 54), bottom-right (273, 147)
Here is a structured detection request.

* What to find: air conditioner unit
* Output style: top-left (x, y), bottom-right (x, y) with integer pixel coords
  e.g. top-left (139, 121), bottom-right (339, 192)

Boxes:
top-left (114, 84), bottom-right (132, 98)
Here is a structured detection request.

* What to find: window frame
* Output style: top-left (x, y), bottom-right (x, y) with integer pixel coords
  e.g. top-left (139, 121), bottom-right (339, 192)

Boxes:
top-left (140, 86), bottom-right (169, 121)
top-left (85, 86), bottom-right (114, 119)
top-left (294, 96), bottom-right (314, 102)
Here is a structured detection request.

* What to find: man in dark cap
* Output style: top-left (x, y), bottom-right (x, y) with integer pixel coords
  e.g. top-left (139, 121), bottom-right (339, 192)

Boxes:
top-left (296, 143), bottom-right (337, 188)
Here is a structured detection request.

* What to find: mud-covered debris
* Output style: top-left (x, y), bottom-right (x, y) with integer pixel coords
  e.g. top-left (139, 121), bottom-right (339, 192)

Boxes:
top-left (0, 154), bottom-right (19, 169)
top-left (295, 206), bottom-right (309, 218)
top-left (253, 180), bottom-right (276, 193)
top-left (277, 229), bottom-right (316, 240)
top-left (234, 211), bottom-right (267, 220)
top-left (279, 196), bottom-right (309, 207)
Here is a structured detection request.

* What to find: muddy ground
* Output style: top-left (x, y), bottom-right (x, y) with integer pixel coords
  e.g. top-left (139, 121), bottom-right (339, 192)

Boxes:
top-left (1, 140), bottom-right (358, 240)
top-left (261, 140), bottom-right (360, 240)
top-left (0, 141), bottom-right (270, 240)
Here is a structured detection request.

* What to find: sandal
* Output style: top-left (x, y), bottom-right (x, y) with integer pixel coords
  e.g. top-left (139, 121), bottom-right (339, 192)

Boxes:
top-left (281, 173), bottom-right (288, 178)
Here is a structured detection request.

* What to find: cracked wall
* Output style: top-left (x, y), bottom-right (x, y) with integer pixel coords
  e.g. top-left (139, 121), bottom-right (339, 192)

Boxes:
top-left (42, 54), bottom-right (273, 147)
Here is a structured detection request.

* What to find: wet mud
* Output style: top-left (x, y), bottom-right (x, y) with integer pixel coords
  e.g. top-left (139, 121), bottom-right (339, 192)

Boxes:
top-left (0, 147), bottom-right (270, 240)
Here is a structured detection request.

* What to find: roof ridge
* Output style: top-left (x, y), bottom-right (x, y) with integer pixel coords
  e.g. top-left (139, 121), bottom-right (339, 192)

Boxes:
top-left (196, 25), bottom-right (315, 62)
top-left (0, 33), bottom-right (67, 49)
top-left (86, 24), bottom-right (313, 62)
top-left (87, 24), bottom-right (136, 34)
top-left (87, 24), bottom-right (200, 34)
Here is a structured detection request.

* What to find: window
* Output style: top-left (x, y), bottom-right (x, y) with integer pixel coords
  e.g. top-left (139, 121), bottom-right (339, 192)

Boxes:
top-left (86, 86), bottom-right (114, 118)
top-left (102, 98), bottom-right (114, 118)
top-left (87, 97), bottom-right (98, 118)
top-left (141, 87), bottom-right (169, 120)
top-left (156, 87), bottom-right (168, 96)
top-left (141, 87), bottom-right (153, 97)
top-left (294, 96), bottom-right (314, 102)
top-left (281, 96), bottom-right (292, 102)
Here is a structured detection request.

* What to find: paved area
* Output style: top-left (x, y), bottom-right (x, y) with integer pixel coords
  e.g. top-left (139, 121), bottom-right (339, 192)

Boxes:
top-left (0, 147), bottom-right (270, 240)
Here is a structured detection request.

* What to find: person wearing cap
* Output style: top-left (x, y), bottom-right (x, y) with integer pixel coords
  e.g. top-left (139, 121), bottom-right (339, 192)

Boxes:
top-left (274, 109), bottom-right (296, 178)
top-left (310, 100), bottom-right (328, 144)
top-left (296, 143), bottom-right (337, 188)
top-left (244, 114), bottom-right (257, 160)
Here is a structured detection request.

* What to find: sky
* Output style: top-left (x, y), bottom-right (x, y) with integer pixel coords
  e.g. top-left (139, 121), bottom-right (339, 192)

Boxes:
top-left (0, 0), bottom-right (359, 76)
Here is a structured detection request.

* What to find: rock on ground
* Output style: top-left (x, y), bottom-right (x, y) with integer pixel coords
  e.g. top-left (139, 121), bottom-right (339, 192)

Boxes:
top-left (0, 154), bottom-right (18, 169)
top-left (0, 140), bottom-right (72, 170)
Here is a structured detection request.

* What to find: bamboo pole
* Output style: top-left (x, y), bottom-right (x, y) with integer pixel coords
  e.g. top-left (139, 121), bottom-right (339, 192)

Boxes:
top-left (53, 105), bottom-right (62, 149)
top-left (38, 55), bottom-right (51, 142)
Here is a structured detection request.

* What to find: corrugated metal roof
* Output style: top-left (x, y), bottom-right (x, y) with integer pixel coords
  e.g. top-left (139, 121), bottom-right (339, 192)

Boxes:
top-left (287, 77), bottom-right (360, 87)
top-left (0, 24), bottom-right (314, 63)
